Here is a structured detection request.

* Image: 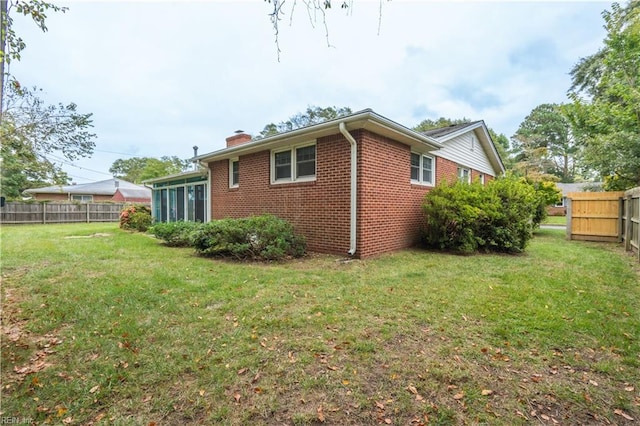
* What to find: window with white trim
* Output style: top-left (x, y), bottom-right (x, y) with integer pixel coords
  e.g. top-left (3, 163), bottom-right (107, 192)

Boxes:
top-left (271, 143), bottom-right (316, 183)
top-left (410, 152), bottom-right (434, 185)
top-left (71, 194), bottom-right (93, 203)
top-left (457, 167), bottom-right (471, 183)
top-left (229, 158), bottom-right (239, 188)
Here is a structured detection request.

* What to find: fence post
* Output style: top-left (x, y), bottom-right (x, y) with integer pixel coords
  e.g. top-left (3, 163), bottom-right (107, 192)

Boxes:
top-left (565, 197), bottom-right (572, 240)
top-left (624, 194), bottom-right (632, 251)
top-left (86, 203), bottom-right (90, 223)
top-left (42, 203), bottom-right (46, 224)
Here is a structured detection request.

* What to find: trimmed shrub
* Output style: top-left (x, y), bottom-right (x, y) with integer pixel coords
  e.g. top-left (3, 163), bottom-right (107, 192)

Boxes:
top-left (422, 177), bottom-right (539, 254)
top-left (120, 205), bottom-right (152, 232)
top-left (150, 221), bottom-right (205, 247)
top-left (191, 215), bottom-right (306, 260)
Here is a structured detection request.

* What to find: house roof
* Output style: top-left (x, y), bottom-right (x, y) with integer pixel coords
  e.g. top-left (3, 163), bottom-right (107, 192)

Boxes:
top-left (556, 182), bottom-right (603, 197)
top-left (421, 121), bottom-right (484, 139)
top-left (194, 109), bottom-right (444, 164)
top-left (25, 178), bottom-right (150, 197)
top-left (143, 169), bottom-right (208, 184)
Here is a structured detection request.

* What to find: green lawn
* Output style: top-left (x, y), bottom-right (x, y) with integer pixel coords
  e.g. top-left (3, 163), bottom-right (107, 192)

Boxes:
top-left (1, 224), bottom-right (638, 425)
top-left (543, 215), bottom-right (567, 226)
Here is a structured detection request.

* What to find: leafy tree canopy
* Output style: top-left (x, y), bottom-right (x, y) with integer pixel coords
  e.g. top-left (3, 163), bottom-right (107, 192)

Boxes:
top-left (565, 1), bottom-right (640, 190)
top-left (1, 0), bottom-right (67, 116)
top-left (511, 103), bottom-right (583, 183)
top-left (1, 82), bottom-right (95, 199)
top-left (256, 105), bottom-right (352, 139)
top-left (109, 156), bottom-right (192, 184)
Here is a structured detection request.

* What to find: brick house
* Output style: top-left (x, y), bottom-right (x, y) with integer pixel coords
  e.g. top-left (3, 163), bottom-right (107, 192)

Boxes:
top-left (186, 109), bottom-right (504, 258)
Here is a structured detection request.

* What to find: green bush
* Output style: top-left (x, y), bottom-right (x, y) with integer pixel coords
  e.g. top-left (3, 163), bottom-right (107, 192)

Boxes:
top-left (150, 221), bottom-right (205, 247)
top-left (422, 177), bottom-right (540, 254)
top-left (191, 215), bottom-right (306, 260)
top-left (120, 205), bottom-right (152, 232)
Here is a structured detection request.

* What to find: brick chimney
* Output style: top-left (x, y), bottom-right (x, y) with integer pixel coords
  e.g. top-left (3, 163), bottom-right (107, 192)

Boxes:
top-left (226, 130), bottom-right (252, 148)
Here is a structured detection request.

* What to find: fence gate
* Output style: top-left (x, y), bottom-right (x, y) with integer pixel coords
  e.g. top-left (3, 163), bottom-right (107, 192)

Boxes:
top-left (566, 191), bottom-right (625, 242)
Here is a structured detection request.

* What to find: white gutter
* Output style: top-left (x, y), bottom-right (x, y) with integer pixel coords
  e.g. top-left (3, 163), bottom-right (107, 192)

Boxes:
top-left (339, 122), bottom-right (358, 256)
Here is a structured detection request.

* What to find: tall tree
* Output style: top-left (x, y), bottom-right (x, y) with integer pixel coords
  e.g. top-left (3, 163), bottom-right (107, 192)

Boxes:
top-left (512, 103), bottom-right (581, 182)
top-left (565, 1), bottom-right (640, 190)
top-left (1, 82), bottom-right (95, 198)
top-left (1, 0), bottom-right (67, 119)
top-left (412, 117), bottom-right (472, 133)
top-left (256, 105), bottom-right (352, 139)
top-left (109, 156), bottom-right (191, 183)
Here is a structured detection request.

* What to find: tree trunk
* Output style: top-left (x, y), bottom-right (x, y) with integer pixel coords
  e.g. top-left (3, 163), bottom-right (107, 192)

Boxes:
top-left (0, 0), bottom-right (8, 123)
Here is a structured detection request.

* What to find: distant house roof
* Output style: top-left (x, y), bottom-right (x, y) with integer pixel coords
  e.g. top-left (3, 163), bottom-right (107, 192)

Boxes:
top-left (25, 178), bottom-right (150, 197)
top-left (556, 182), bottom-right (604, 197)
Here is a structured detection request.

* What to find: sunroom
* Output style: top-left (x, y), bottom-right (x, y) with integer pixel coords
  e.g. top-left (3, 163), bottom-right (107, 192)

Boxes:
top-left (144, 170), bottom-right (208, 223)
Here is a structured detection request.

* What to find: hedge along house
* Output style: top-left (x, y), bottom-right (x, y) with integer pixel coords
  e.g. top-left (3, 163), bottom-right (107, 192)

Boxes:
top-left (192, 109), bottom-right (504, 258)
top-left (144, 169), bottom-right (209, 223)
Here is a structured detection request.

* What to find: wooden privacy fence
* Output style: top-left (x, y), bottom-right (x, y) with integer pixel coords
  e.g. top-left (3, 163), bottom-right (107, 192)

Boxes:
top-left (622, 187), bottom-right (640, 261)
top-left (566, 187), bottom-right (640, 262)
top-left (0, 202), bottom-right (133, 225)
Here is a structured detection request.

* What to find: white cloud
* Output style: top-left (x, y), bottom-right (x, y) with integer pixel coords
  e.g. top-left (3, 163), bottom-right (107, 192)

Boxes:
top-left (8, 0), bottom-right (608, 182)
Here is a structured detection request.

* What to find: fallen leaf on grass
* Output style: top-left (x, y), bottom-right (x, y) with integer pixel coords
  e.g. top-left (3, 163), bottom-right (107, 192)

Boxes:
top-left (453, 392), bottom-right (464, 400)
top-left (407, 385), bottom-right (418, 395)
top-left (375, 401), bottom-right (385, 410)
top-left (199, 389), bottom-right (205, 396)
top-left (89, 385), bottom-right (100, 394)
top-left (481, 389), bottom-right (493, 396)
top-left (62, 417), bottom-right (73, 424)
top-left (614, 409), bottom-right (634, 421)
top-left (237, 368), bottom-right (248, 375)
top-left (384, 418), bottom-right (392, 424)
top-left (317, 405), bottom-right (325, 422)
top-left (233, 393), bottom-right (241, 403)
top-left (624, 385), bottom-right (634, 392)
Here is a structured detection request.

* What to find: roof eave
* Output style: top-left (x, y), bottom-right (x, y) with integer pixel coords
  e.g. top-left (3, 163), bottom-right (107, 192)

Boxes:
top-left (194, 110), bottom-right (442, 163)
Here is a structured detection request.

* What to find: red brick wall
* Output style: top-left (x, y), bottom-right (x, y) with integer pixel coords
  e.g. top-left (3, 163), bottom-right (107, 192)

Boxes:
top-left (209, 130), bottom-right (498, 258)
top-left (436, 157), bottom-right (459, 185)
top-left (210, 133), bottom-right (352, 255)
top-left (355, 130), bottom-right (434, 258)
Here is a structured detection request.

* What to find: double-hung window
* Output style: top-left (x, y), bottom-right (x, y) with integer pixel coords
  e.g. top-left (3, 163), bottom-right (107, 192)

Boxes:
top-left (272, 143), bottom-right (316, 183)
top-left (229, 158), bottom-right (239, 188)
top-left (71, 194), bottom-right (93, 203)
top-left (458, 166), bottom-right (471, 183)
top-left (410, 152), bottom-right (434, 185)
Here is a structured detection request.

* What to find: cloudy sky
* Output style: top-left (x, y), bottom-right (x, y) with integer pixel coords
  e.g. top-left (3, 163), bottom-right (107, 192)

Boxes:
top-left (9, 0), bottom-right (609, 183)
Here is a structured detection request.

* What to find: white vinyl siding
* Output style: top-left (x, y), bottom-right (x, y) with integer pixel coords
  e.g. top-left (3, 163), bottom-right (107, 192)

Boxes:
top-left (433, 131), bottom-right (494, 176)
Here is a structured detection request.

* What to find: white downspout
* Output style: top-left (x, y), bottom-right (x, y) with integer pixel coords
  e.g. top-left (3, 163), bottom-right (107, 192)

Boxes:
top-left (339, 122), bottom-right (357, 256)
